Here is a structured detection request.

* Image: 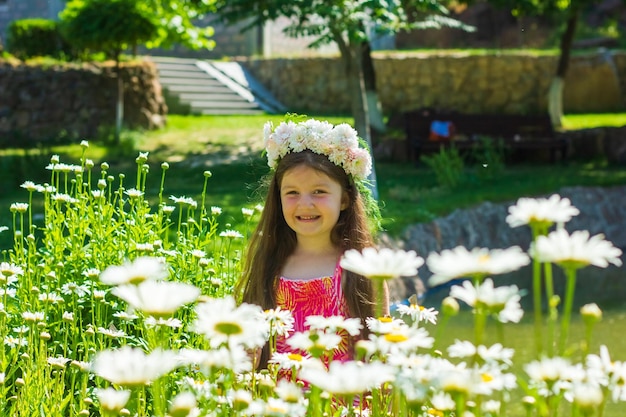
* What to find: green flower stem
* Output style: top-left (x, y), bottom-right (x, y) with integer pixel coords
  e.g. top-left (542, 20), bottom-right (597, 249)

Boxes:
top-left (559, 267), bottom-right (579, 355)
top-left (544, 261), bottom-right (556, 356)
top-left (308, 386), bottom-right (322, 417)
top-left (373, 278), bottom-right (385, 319)
top-left (529, 222), bottom-right (550, 357)
top-left (531, 256), bottom-right (543, 357)
top-left (433, 314), bottom-right (451, 354)
top-left (158, 166), bottom-right (167, 207)
top-left (474, 305), bottom-right (487, 347)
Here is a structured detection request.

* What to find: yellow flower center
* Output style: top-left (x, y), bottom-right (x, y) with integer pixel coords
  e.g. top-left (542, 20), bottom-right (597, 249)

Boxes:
top-left (379, 316), bottom-right (393, 323)
top-left (481, 372), bottom-right (494, 383)
top-left (215, 321), bottom-right (243, 335)
top-left (384, 333), bottom-right (408, 343)
top-left (287, 353), bottom-right (303, 362)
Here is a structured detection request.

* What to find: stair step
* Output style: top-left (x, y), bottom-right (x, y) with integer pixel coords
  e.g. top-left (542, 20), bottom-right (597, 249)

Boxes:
top-left (159, 77), bottom-right (225, 87)
top-left (198, 108), bottom-right (265, 115)
top-left (190, 100), bottom-right (260, 109)
top-left (163, 84), bottom-right (234, 94)
top-left (157, 69), bottom-right (213, 79)
top-left (147, 55), bottom-right (282, 115)
top-left (154, 63), bottom-right (202, 72)
top-left (179, 93), bottom-right (249, 102)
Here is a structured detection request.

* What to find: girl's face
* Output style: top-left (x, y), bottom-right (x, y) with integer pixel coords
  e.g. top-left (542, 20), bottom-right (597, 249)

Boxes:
top-left (279, 164), bottom-right (349, 246)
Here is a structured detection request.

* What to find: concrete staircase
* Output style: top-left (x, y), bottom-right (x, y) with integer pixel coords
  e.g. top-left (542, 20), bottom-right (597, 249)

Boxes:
top-left (147, 56), bottom-right (285, 115)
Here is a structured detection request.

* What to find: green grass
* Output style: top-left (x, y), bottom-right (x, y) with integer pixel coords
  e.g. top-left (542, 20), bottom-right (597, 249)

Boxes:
top-left (1, 113), bottom-right (626, 247)
top-left (563, 113), bottom-right (626, 129)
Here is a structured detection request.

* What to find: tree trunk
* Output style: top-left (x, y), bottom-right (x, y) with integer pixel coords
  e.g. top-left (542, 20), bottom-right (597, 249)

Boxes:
top-left (335, 34), bottom-right (379, 200)
top-left (362, 41), bottom-right (386, 133)
top-left (549, 6), bottom-right (579, 128)
top-left (115, 55), bottom-right (124, 144)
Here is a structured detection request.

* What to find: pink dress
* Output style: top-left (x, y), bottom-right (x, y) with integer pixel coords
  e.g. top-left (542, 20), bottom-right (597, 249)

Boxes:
top-left (275, 264), bottom-right (353, 362)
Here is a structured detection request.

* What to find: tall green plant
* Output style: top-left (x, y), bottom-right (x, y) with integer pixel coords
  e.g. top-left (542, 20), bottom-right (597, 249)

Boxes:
top-left (420, 145), bottom-right (465, 188)
top-left (471, 136), bottom-right (506, 181)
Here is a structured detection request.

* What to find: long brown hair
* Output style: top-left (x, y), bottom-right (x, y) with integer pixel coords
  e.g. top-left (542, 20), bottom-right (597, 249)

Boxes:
top-left (235, 150), bottom-right (376, 324)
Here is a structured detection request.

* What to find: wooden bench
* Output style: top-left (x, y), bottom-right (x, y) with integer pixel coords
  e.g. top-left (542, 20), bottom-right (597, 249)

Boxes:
top-left (400, 108), bottom-right (569, 163)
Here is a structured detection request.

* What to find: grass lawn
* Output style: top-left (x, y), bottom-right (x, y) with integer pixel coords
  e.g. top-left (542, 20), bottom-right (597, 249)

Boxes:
top-left (1, 113), bottom-right (625, 247)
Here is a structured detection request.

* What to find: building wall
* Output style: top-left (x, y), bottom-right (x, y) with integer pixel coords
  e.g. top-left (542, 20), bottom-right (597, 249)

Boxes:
top-left (242, 51), bottom-right (626, 116)
top-left (0, 59), bottom-right (167, 144)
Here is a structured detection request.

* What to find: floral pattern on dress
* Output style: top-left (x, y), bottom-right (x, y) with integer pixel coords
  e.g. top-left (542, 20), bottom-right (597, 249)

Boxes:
top-left (275, 264), bottom-right (352, 362)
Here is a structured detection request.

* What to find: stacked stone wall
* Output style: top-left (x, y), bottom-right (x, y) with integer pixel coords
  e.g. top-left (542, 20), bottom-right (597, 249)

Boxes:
top-left (0, 59), bottom-right (167, 146)
top-left (242, 51), bottom-right (626, 115)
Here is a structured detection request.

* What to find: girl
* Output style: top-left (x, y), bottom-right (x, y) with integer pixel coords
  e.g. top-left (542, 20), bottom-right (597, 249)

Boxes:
top-left (235, 118), bottom-right (389, 368)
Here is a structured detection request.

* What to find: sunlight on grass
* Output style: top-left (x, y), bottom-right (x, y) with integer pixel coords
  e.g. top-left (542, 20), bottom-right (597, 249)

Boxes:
top-left (563, 113), bottom-right (626, 130)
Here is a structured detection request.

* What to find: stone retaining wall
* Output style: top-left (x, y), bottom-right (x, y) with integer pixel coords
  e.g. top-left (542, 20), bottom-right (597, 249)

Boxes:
top-left (0, 59), bottom-right (167, 146)
top-left (243, 51), bottom-right (626, 115)
top-left (388, 185), bottom-right (626, 310)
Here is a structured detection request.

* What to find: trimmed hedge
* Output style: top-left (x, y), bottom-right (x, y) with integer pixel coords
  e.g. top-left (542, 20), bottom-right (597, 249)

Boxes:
top-left (6, 18), bottom-right (72, 59)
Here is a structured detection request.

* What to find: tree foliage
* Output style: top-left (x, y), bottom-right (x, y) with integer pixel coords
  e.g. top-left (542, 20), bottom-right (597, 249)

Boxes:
top-left (60, 0), bottom-right (159, 60)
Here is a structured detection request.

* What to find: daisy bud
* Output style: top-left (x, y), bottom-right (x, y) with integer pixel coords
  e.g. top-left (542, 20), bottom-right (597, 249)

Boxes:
top-left (442, 296), bottom-right (460, 316)
top-left (580, 303), bottom-right (602, 325)
top-left (169, 392), bottom-right (197, 417)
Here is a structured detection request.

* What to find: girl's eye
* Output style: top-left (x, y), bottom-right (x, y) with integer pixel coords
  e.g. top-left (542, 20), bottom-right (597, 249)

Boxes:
top-left (313, 189), bottom-right (326, 194)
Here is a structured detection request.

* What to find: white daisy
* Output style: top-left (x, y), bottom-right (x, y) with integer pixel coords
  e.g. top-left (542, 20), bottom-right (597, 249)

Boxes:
top-left (169, 195), bottom-right (198, 208)
top-left (430, 391), bottom-right (455, 411)
top-left (529, 229), bottom-right (622, 270)
top-left (340, 247), bottom-right (424, 280)
top-left (427, 246), bottom-right (530, 286)
top-left (506, 194), bottom-right (579, 228)
top-left (396, 302), bottom-right (439, 325)
top-left (0, 262), bottom-right (24, 279)
top-left (47, 356), bottom-right (71, 370)
top-left (304, 315), bottom-right (363, 336)
top-left (262, 307), bottom-right (295, 337)
top-left (450, 279), bottom-right (524, 323)
top-left (191, 297), bottom-right (268, 349)
top-left (169, 392), bottom-right (197, 417)
top-left (365, 316), bottom-right (407, 334)
top-left (269, 352), bottom-right (316, 372)
top-left (177, 346), bottom-right (253, 373)
top-left (100, 256), bottom-right (169, 285)
top-left (299, 360), bottom-right (394, 396)
top-left (112, 280), bottom-right (200, 317)
top-left (369, 325), bottom-right (434, 356)
top-left (91, 346), bottom-right (179, 386)
top-left (219, 230), bottom-right (244, 239)
top-left (571, 381), bottom-right (604, 410)
top-left (286, 330), bottom-right (343, 354)
top-left (96, 388), bottom-right (131, 412)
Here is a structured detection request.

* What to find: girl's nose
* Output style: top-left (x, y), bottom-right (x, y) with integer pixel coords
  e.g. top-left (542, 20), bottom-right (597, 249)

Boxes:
top-left (299, 194), bottom-right (314, 207)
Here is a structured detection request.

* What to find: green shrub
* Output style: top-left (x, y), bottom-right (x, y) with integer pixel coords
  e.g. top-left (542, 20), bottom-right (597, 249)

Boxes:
top-left (6, 18), bottom-right (71, 60)
top-left (471, 136), bottom-right (506, 181)
top-left (420, 145), bottom-right (465, 188)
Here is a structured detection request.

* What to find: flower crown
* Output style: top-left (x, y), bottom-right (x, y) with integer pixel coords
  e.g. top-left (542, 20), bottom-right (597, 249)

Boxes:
top-left (263, 118), bottom-right (372, 181)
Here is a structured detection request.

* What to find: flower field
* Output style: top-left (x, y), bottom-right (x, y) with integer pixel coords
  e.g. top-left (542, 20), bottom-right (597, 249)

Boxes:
top-left (1, 143), bottom-right (624, 417)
